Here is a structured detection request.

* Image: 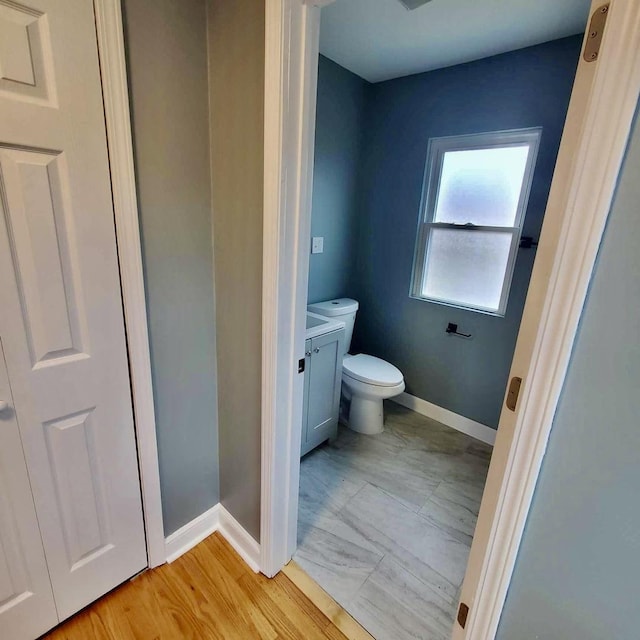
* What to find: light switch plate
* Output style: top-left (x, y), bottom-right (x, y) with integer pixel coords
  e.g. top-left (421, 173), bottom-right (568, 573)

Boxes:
top-left (312, 237), bottom-right (324, 254)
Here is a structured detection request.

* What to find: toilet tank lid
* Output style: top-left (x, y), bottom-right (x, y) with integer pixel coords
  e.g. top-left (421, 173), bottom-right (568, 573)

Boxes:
top-left (307, 298), bottom-right (359, 317)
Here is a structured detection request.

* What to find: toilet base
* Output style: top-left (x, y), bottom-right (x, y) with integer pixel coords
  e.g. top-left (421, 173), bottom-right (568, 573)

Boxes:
top-left (348, 396), bottom-right (385, 435)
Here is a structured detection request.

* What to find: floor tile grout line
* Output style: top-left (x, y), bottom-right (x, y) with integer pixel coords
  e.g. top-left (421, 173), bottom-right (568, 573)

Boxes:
top-left (381, 548), bottom-right (461, 609)
top-left (343, 547), bottom-right (387, 611)
top-left (345, 553), bottom-right (458, 640)
top-left (416, 492), bottom-right (477, 522)
top-left (336, 505), bottom-right (462, 602)
top-left (417, 480), bottom-right (443, 513)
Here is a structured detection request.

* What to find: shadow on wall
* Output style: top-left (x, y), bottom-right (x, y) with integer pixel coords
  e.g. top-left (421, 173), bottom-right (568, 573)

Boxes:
top-left (123, 0), bottom-right (220, 537)
top-left (308, 56), bottom-right (370, 304)
top-left (309, 36), bottom-right (583, 428)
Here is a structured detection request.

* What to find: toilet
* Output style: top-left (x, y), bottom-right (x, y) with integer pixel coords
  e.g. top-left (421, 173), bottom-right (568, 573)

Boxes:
top-left (306, 298), bottom-right (405, 435)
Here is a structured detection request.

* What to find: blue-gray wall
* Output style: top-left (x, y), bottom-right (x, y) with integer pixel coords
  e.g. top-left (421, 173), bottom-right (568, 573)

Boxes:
top-left (124, 0), bottom-right (219, 536)
top-left (351, 36), bottom-right (582, 428)
top-left (497, 107), bottom-right (640, 640)
top-left (308, 56), bottom-right (369, 303)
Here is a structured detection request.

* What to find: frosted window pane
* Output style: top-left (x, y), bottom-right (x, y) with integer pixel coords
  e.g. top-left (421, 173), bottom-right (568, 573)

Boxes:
top-left (434, 146), bottom-right (530, 226)
top-left (423, 229), bottom-right (513, 311)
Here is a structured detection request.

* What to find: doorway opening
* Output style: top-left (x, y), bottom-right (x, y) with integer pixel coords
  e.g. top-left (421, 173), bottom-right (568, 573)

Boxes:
top-left (293, 3), bottom-right (588, 638)
top-left (261, 1), bottom-right (640, 639)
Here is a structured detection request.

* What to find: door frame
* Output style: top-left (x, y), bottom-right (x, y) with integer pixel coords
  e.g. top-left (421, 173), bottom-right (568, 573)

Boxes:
top-left (261, 2), bottom-right (640, 638)
top-left (93, 0), bottom-right (165, 568)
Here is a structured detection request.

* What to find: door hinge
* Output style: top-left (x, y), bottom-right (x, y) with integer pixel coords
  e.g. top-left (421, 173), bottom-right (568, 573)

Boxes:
top-left (583, 4), bottom-right (609, 62)
top-left (506, 376), bottom-right (522, 412)
top-left (298, 358), bottom-right (305, 374)
top-left (457, 602), bottom-right (469, 629)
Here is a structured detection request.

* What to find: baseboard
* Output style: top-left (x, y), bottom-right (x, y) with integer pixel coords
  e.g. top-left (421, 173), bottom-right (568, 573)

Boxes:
top-left (391, 392), bottom-right (496, 446)
top-left (218, 505), bottom-right (261, 573)
top-left (165, 504), bottom-right (220, 563)
top-left (164, 503), bottom-right (260, 572)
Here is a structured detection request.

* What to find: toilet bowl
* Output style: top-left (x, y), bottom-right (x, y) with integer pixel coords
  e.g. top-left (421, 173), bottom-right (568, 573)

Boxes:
top-left (342, 354), bottom-right (405, 434)
top-left (306, 298), bottom-right (405, 435)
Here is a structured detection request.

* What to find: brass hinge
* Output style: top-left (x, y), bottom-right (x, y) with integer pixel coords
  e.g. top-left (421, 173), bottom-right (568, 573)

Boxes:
top-left (506, 376), bottom-right (522, 412)
top-left (457, 602), bottom-right (469, 629)
top-left (583, 4), bottom-right (609, 62)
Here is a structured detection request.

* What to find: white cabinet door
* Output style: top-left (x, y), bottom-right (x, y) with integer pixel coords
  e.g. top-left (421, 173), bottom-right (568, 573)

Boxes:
top-left (301, 330), bottom-right (344, 456)
top-left (0, 340), bottom-right (58, 640)
top-left (0, 0), bottom-right (146, 625)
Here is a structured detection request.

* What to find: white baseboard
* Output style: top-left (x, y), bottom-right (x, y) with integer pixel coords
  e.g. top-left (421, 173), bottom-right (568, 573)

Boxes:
top-left (218, 505), bottom-right (261, 573)
top-left (165, 504), bottom-right (220, 563)
top-left (163, 503), bottom-right (260, 572)
top-left (391, 393), bottom-right (496, 446)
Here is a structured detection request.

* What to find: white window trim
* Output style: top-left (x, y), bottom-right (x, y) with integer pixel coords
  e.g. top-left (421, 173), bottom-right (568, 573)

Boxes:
top-left (410, 128), bottom-right (542, 316)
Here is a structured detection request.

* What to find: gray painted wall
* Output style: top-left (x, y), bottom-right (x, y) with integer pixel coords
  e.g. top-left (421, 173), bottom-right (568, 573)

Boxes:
top-left (123, 0), bottom-right (219, 536)
top-left (207, 0), bottom-right (264, 542)
top-left (352, 37), bottom-right (581, 428)
top-left (496, 109), bottom-right (640, 639)
top-left (308, 56), bottom-right (369, 303)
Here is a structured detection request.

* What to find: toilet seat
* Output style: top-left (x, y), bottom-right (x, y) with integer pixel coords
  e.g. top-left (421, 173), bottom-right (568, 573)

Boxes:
top-left (343, 354), bottom-right (403, 387)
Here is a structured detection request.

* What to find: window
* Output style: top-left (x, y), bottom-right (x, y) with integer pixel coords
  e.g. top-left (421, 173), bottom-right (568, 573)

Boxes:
top-left (410, 129), bottom-right (541, 316)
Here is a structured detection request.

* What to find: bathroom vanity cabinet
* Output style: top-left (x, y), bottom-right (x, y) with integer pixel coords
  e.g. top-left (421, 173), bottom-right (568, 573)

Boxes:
top-left (301, 328), bottom-right (344, 456)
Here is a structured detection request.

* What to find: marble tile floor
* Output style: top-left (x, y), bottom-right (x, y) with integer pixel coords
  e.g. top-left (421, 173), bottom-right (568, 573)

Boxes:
top-left (294, 401), bottom-right (493, 640)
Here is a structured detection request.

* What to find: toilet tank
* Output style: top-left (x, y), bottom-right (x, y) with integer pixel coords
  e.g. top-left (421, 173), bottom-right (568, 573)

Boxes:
top-left (307, 298), bottom-right (359, 355)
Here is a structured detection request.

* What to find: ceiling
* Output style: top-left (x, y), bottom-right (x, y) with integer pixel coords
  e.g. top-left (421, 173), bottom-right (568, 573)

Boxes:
top-left (319, 0), bottom-right (591, 83)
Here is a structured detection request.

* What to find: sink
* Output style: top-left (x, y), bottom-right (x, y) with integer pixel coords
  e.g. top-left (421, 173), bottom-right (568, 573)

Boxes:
top-left (306, 314), bottom-right (327, 330)
top-left (306, 312), bottom-right (345, 340)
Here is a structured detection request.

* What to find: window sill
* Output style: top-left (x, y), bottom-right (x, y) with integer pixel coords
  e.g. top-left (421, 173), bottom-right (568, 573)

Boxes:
top-left (408, 293), bottom-right (507, 318)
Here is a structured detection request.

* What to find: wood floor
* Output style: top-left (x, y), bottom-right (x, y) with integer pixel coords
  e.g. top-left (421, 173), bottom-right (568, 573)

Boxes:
top-left (44, 533), bottom-right (349, 640)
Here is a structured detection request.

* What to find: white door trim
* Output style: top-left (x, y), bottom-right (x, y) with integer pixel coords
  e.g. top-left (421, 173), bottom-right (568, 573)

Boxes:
top-left (261, 0), bottom-right (640, 636)
top-left (94, 0), bottom-right (166, 568)
top-left (262, 0), bottom-right (320, 577)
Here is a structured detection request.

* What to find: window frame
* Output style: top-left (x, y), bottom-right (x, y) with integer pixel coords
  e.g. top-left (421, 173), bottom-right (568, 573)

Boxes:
top-left (410, 128), bottom-right (542, 316)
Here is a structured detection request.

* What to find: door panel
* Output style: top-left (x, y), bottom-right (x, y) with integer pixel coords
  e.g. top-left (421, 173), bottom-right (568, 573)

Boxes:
top-left (305, 330), bottom-right (344, 452)
top-left (0, 340), bottom-right (58, 639)
top-left (0, 148), bottom-right (86, 366)
top-left (44, 409), bottom-right (111, 569)
top-left (0, 1), bottom-right (55, 106)
top-left (0, 0), bottom-right (146, 624)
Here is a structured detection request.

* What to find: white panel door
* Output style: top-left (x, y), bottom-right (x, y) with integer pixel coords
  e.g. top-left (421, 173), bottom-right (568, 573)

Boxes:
top-left (0, 0), bottom-right (146, 626)
top-left (0, 340), bottom-right (58, 639)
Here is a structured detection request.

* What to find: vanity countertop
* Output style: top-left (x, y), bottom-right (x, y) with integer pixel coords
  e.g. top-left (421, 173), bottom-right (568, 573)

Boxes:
top-left (305, 312), bottom-right (345, 340)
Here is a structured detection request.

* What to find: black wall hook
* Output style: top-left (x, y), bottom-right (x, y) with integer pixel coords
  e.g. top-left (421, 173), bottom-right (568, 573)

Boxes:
top-left (446, 322), bottom-right (472, 338)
